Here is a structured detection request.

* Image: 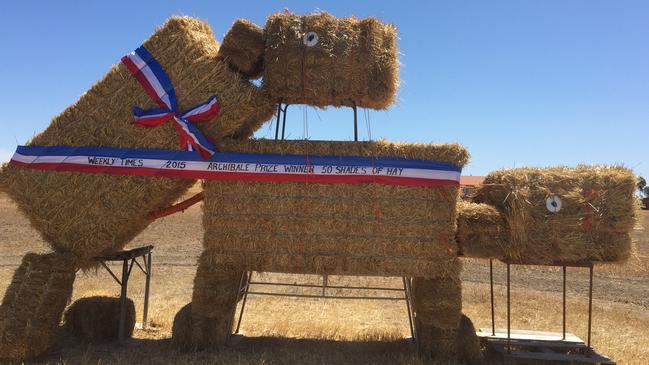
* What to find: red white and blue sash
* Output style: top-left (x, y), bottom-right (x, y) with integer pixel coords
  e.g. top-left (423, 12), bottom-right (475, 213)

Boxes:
top-left (121, 46), bottom-right (219, 159)
top-left (10, 146), bottom-right (462, 187)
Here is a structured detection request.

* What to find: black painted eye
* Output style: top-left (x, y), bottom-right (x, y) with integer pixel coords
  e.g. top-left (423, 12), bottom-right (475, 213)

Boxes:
top-left (303, 31), bottom-right (319, 47)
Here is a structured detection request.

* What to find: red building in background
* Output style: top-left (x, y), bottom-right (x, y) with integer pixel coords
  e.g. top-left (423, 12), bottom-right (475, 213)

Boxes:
top-left (460, 176), bottom-right (485, 199)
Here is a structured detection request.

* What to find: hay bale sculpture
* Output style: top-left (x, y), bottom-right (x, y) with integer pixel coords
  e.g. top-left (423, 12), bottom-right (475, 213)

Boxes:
top-left (0, 11), bottom-right (638, 363)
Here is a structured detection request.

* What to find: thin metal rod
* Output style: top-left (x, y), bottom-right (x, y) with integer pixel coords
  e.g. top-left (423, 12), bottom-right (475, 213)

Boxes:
top-left (118, 259), bottom-right (129, 342)
top-left (134, 257), bottom-right (146, 275)
top-left (100, 261), bottom-right (121, 285)
top-left (248, 281), bottom-right (405, 292)
top-left (562, 266), bottom-right (567, 340)
top-left (281, 104), bottom-right (289, 140)
top-left (143, 251), bottom-right (152, 329)
top-left (353, 105), bottom-right (358, 141)
top-left (274, 102), bottom-right (282, 140)
top-left (234, 271), bottom-right (247, 334)
top-left (322, 275), bottom-right (328, 296)
top-left (405, 278), bottom-right (417, 342)
top-left (402, 277), bottom-right (415, 340)
top-left (490, 259), bottom-right (495, 336)
top-left (244, 291), bottom-right (405, 300)
top-left (235, 271), bottom-right (253, 334)
top-left (507, 262), bottom-right (511, 354)
top-left (587, 265), bottom-right (593, 352)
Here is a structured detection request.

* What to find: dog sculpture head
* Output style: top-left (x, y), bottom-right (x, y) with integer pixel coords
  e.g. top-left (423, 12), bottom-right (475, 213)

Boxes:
top-left (218, 12), bottom-right (399, 110)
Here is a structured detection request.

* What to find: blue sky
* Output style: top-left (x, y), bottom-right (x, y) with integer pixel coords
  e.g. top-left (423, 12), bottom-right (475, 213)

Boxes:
top-left (1, 1), bottom-right (647, 179)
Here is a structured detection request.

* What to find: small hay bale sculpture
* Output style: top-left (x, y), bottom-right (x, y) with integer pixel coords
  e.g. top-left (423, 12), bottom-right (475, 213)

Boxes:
top-left (0, 253), bottom-right (76, 360)
top-left (468, 166), bottom-right (637, 264)
top-left (219, 12), bottom-right (399, 109)
top-left (64, 296), bottom-right (136, 341)
top-left (0, 16), bottom-right (275, 264)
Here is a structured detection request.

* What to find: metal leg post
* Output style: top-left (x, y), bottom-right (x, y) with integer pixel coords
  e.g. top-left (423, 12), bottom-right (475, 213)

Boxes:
top-left (119, 259), bottom-right (129, 342)
top-left (490, 259), bottom-right (495, 336)
top-left (562, 266), bottom-right (566, 340)
top-left (587, 265), bottom-right (593, 354)
top-left (507, 262), bottom-right (511, 354)
top-left (235, 271), bottom-right (253, 334)
top-left (402, 277), bottom-right (416, 341)
top-left (143, 251), bottom-right (152, 329)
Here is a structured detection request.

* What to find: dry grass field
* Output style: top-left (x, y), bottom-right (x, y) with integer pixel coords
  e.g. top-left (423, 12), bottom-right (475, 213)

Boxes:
top-left (1, 186), bottom-right (647, 364)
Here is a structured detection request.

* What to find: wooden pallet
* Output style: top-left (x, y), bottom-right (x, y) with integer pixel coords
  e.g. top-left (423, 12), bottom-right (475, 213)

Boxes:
top-left (477, 328), bottom-right (616, 365)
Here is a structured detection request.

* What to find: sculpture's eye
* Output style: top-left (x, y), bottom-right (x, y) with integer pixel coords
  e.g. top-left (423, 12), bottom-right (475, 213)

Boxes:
top-left (303, 31), bottom-right (319, 47)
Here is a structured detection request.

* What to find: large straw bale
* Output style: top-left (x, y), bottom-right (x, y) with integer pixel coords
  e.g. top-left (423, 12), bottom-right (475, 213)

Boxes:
top-left (0, 252), bottom-right (76, 360)
top-left (412, 271), bottom-right (462, 330)
top-left (456, 201), bottom-right (507, 258)
top-left (171, 303), bottom-right (193, 350)
top-left (416, 314), bottom-right (482, 363)
top-left (473, 166), bottom-right (637, 264)
top-left (203, 139), bottom-right (467, 277)
top-left (64, 296), bottom-right (135, 341)
top-left (262, 12), bottom-right (398, 109)
top-left (0, 16), bottom-right (275, 263)
top-left (173, 252), bottom-right (241, 350)
top-left (218, 19), bottom-right (266, 79)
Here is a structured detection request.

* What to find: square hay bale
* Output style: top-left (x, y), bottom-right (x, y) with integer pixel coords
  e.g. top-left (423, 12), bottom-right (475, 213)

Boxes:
top-left (202, 139), bottom-right (468, 277)
top-left (456, 201), bottom-right (507, 258)
top-left (63, 296), bottom-right (136, 341)
top-left (262, 12), bottom-right (398, 109)
top-left (0, 252), bottom-right (76, 360)
top-left (473, 166), bottom-right (637, 264)
top-left (0, 16), bottom-right (275, 263)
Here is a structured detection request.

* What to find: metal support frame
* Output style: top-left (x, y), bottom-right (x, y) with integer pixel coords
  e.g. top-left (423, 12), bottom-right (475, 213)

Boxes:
top-left (96, 245), bottom-right (153, 342)
top-left (233, 272), bottom-right (417, 341)
top-left (273, 102), bottom-right (360, 142)
top-left (488, 259), bottom-right (595, 357)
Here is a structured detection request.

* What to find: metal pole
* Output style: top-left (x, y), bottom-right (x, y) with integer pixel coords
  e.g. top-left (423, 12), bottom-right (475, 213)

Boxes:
top-left (143, 251), bottom-right (152, 329)
top-left (353, 105), bottom-right (358, 141)
top-left (562, 266), bottom-right (566, 340)
top-left (119, 259), bottom-right (129, 342)
top-left (490, 259), bottom-right (495, 336)
top-left (235, 271), bottom-right (253, 334)
top-left (507, 262), bottom-right (511, 354)
top-left (281, 104), bottom-right (289, 140)
top-left (402, 277), bottom-right (415, 340)
top-left (587, 265), bottom-right (593, 353)
top-left (274, 102), bottom-right (282, 140)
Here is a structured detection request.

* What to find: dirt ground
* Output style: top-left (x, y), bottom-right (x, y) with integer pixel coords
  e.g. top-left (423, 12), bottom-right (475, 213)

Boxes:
top-left (0, 187), bottom-right (647, 364)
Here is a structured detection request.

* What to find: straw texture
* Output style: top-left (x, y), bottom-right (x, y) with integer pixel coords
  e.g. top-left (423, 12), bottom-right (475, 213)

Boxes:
top-left (173, 253), bottom-right (242, 350)
top-left (416, 314), bottom-right (482, 363)
top-left (0, 252), bottom-right (76, 360)
top-left (456, 201), bottom-right (507, 258)
top-left (0, 16), bottom-right (275, 263)
top-left (64, 296), bottom-right (136, 341)
top-left (203, 139), bottom-right (467, 277)
top-left (473, 166), bottom-right (637, 264)
top-left (218, 19), bottom-right (266, 79)
top-left (262, 12), bottom-right (399, 109)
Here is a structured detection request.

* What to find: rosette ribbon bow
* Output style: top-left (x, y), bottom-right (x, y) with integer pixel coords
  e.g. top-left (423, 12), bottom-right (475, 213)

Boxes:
top-left (121, 46), bottom-right (219, 159)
